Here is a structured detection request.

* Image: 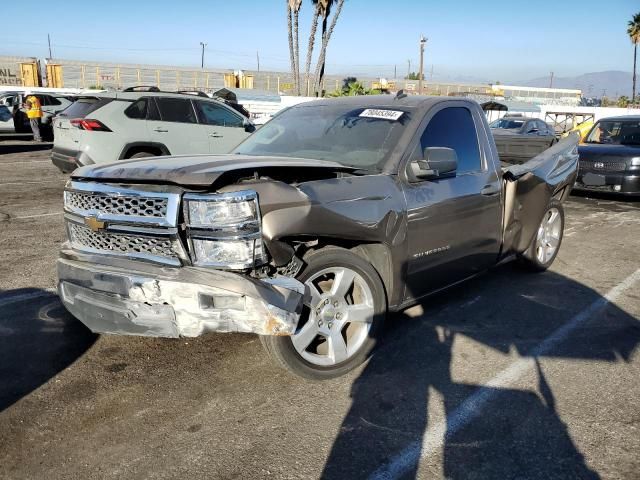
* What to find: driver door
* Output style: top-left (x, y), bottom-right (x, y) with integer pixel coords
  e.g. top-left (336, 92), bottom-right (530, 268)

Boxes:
top-left (401, 104), bottom-right (502, 301)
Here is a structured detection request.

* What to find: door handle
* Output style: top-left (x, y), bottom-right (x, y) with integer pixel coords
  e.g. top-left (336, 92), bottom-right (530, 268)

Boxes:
top-left (481, 183), bottom-right (501, 196)
top-left (209, 132), bottom-right (223, 138)
top-left (153, 127), bottom-right (168, 133)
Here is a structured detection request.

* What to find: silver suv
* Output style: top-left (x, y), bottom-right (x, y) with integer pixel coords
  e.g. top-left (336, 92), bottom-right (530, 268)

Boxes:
top-left (51, 90), bottom-right (255, 173)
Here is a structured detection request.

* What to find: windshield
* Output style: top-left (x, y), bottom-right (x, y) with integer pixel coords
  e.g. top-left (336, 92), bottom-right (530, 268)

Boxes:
top-left (235, 103), bottom-right (413, 170)
top-left (489, 118), bottom-right (525, 129)
top-left (585, 119), bottom-right (640, 146)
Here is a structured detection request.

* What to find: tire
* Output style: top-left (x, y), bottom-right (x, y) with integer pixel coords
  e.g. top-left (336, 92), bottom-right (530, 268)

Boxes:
top-left (261, 246), bottom-right (386, 380)
top-left (518, 200), bottom-right (564, 272)
top-left (129, 151), bottom-right (155, 159)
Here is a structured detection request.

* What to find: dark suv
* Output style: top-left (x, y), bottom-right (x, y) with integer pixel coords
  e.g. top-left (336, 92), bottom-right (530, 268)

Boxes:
top-left (575, 116), bottom-right (640, 195)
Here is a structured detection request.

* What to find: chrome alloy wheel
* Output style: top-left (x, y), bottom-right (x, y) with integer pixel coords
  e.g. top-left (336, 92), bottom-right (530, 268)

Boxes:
top-left (291, 267), bottom-right (375, 366)
top-left (535, 207), bottom-right (562, 264)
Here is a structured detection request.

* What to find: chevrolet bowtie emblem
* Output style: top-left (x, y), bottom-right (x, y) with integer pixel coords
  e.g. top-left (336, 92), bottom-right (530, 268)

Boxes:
top-left (84, 216), bottom-right (106, 232)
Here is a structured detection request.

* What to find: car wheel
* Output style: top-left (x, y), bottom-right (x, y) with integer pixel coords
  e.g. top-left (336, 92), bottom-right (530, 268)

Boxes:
top-left (129, 151), bottom-right (155, 159)
top-left (260, 246), bottom-right (386, 380)
top-left (518, 200), bottom-right (564, 272)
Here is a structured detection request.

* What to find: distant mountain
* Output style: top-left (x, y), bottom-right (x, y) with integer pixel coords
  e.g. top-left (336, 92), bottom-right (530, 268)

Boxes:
top-left (522, 71), bottom-right (633, 98)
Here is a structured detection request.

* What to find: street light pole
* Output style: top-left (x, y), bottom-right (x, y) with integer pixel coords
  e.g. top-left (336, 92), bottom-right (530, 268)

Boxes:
top-left (200, 42), bottom-right (207, 69)
top-left (418, 35), bottom-right (427, 94)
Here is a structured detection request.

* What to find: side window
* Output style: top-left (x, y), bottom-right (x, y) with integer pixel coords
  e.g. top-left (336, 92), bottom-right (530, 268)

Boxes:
top-left (148, 97), bottom-right (161, 120)
top-left (47, 96), bottom-right (62, 106)
top-left (415, 107), bottom-right (481, 174)
top-left (155, 97), bottom-right (197, 123)
top-left (124, 98), bottom-right (148, 119)
top-left (195, 101), bottom-right (244, 127)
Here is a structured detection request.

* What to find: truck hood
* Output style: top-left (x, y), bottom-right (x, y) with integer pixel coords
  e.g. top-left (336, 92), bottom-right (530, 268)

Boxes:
top-left (578, 143), bottom-right (640, 162)
top-left (72, 154), bottom-right (359, 187)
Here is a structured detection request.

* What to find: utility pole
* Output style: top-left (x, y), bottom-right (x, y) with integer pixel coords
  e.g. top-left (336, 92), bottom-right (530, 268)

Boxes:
top-left (407, 59), bottom-right (411, 78)
top-left (394, 64), bottom-right (397, 79)
top-left (549, 71), bottom-right (554, 89)
top-left (256, 51), bottom-right (260, 72)
top-left (47, 33), bottom-right (52, 59)
top-left (418, 35), bottom-right (427, 94)
top-left (199, 42), bottom-right (207, 69)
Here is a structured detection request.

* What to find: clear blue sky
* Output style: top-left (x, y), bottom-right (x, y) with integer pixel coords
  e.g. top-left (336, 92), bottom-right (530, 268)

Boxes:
top-left (0, 0), bottom-right (637, 82)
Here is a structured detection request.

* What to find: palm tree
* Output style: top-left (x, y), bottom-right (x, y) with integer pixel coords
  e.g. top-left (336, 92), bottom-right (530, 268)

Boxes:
top-left (628, 12), bottom-right (640, 102)
top-left (304, 0), bottom-right (322, 96)
top-left (286, 0), bottom-right (302, 94)
top-left (287, 0), bottom-right (296, 93)
top-left (313, 0), bottom-right (345, 95)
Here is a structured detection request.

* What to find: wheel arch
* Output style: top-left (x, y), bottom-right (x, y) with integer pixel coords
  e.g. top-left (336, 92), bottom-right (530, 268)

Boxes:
top-left (119, 142), bottom-right (170, 160)
top-left (287, 237), bottom-right (393, 309)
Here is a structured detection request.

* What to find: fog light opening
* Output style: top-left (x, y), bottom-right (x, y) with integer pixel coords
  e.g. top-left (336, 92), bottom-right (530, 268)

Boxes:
top-left (199, 293), bottom-right (246, 311)
top-left (613, 185), bottom-right (622, 192)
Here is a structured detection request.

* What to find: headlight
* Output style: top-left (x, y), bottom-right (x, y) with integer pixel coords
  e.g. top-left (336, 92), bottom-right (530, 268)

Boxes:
top-left (631, 157), bottom-right (640, 167)
top-left (186, 196), bottom-right (257, 228)
top-left (191, 238), bottom-right (264, 269)
top-left (183, 191), bottom-right (265, 269)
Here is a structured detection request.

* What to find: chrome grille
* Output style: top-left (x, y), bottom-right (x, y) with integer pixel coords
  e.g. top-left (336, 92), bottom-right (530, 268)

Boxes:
top-left (579, 159), bottom-right (627, 172)
top-left (65, 191), bottom-right (168, 218)
top-left (64, 181), bottom-right (180, 228)
top-left (68, 223), bottom-right (178, 262)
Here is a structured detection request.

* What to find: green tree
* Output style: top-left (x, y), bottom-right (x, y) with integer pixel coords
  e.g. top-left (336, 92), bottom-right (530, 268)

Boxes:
top-left (405, 72), bottom-right (424, 80)
top-left (627, 12), bottom-right (640, 102)
top-left (617, 95), bottom-right (630, 107)
top-left (328, 77), bottom-right (381, 97)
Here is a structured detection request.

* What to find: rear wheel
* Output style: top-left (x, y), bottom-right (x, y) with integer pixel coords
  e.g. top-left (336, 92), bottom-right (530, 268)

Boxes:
top-left (261, 247), bottom-right (386, 380)
top-left (518, 200), bottom-right (564, 271)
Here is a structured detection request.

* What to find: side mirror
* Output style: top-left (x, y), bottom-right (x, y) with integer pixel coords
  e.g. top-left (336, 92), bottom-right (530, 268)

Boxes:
top-left (409, 147), bottom-right (458, 180)
top-left (243, 118), bottom-right (256, 133)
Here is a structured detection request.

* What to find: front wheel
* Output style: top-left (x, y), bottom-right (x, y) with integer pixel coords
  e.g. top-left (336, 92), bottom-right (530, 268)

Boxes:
top-left (518, 200), bottom-right (565, 271)
top-left (261, 246), bottom-right (386, 380)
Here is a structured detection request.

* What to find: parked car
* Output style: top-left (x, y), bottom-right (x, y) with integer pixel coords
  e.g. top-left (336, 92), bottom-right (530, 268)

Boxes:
top-left (574, 116), bottom-right (640, 195)
top-left (0, 104), bottom-right (13, 132)
top-left (490, 115), bottom-right (557, 165)
top-left (50, 90), bottom-right (255, 173)
top-left (56, 95), bottom-right (578, 379)
top-left (0, 91), bottom-right (75, 135)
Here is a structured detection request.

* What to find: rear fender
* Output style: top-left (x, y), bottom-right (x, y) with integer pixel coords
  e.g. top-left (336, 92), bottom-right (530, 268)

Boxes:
top-left (502, 134), bottom-right (578, 254)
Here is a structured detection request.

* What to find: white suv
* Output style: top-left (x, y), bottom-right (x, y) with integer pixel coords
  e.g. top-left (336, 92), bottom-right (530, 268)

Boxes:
top-left (51, 90), bottom-right (255, 173)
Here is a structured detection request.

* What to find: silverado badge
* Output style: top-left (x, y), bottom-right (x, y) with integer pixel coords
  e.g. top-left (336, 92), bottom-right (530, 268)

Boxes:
top-left (84, 216), bottom-right (106, 232)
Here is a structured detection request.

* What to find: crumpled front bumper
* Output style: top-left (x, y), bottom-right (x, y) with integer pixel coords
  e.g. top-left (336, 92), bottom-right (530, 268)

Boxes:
top-left (57, 249), bottom-right (305, 338)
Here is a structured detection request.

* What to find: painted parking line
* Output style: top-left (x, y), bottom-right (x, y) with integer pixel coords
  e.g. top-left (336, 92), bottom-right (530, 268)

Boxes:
top-left (0, 180), bottom-right (62, 187)
top-left (0, 288), bottom-right (57, 308)
top-left (0, 160), bottom-right (51, 165)
top-left (369, 267), bottom-right (640, 480)
top-left (11, 212), bottom-right (63, 220)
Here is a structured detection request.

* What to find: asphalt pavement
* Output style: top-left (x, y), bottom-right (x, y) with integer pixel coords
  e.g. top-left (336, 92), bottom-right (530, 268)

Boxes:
top-left (0, 140), bottom-right (638, 480)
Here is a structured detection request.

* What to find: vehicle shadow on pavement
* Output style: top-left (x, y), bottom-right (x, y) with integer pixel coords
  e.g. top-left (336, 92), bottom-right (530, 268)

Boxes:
top-left (0, 142), bottom-right (53, 155)
top-left (0, 289), bottom-right (97, 412)
top-left (321, 266), bottom-right (639, 479)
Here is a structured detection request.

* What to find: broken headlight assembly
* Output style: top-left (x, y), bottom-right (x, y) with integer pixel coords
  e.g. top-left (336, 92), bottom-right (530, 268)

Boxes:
top-left (183, 191), bottom-right (266, 269)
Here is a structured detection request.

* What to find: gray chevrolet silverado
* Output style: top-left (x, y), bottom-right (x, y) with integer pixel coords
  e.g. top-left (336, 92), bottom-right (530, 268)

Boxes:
top-left (58, 95), bottom-right (578, 379)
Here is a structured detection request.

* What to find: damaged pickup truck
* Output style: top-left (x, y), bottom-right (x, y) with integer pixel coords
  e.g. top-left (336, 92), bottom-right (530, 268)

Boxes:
top-left (58, 95), bottom-right (578, 379)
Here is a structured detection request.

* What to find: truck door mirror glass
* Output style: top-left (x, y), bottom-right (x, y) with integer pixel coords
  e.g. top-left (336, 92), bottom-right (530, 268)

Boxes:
top-left (410, 147), bottom-right (458, 180)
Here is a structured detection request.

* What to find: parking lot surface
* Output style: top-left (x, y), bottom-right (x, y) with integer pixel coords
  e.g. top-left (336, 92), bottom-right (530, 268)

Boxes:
top-left (0, 140), bottom-right (639, 480)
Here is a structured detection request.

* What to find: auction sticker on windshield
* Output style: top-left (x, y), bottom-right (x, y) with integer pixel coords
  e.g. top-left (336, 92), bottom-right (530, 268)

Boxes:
top-left (359, 109), bottom-right (404, 121)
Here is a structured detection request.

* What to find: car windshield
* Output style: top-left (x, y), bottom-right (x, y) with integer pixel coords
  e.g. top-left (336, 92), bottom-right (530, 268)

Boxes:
top-left (235, 103), bottom-right (413, 170)
top-left (489, 118), bottom-right (525, 129)
top-left (585, 119), bottom-right (640, 146)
